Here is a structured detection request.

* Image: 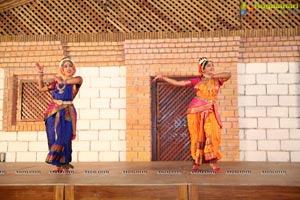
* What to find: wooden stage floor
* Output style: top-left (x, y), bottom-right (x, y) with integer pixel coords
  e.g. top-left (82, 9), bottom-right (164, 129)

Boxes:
top-left (0, 161), bottom-right (300, 200)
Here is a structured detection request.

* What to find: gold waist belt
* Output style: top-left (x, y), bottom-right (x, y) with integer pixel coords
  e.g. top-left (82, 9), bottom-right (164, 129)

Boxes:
top-left (195, 96), bottom-right (216, 104)
top-left (53, 99), bottom-right (73, 105)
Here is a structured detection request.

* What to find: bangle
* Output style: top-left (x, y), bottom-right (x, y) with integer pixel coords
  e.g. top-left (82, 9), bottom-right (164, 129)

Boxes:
top-left (38, 71), bottom-right (44, 76)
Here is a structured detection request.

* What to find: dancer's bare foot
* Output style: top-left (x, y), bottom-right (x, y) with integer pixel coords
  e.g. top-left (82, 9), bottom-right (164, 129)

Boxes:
top-left (51, 166), bottom-right (63, 173)
top-left (192, 164), bottom-right (200, 172)
top-left (61, 164), bottom-right (74, 174)
top-left (210, 164), bottom-right (221, 172)
top-left (191, 160), bottom-right (200, 172)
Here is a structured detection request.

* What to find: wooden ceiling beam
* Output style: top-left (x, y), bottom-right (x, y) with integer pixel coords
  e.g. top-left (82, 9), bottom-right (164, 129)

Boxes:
top-left (0, 0), bottom-right (34, 13)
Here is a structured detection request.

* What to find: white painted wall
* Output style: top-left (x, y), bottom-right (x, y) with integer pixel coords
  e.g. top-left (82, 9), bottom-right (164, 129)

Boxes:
top-left (238, 62), bottom-right (300, 162)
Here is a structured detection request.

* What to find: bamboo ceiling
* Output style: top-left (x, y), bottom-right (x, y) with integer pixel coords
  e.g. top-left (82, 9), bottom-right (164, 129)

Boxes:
top-left (0, 0), bottom-right (299, 42)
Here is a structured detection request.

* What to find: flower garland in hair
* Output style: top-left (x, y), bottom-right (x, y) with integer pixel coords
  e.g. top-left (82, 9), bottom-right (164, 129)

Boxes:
top-left (59, 57), bottom-right (74, 68)
top-left (198, 57), bottom-right (209, 75)
top-left (58, 57), bottom-right (76, 78)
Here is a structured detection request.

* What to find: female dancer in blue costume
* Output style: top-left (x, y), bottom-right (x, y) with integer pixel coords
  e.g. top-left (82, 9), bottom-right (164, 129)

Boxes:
top-left (36, 57), bottom-right (83, 173)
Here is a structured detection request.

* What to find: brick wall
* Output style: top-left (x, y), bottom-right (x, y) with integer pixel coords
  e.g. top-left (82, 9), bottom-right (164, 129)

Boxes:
top-left (0, 68), bottom-right (4, 153)
top-left (125, 37), bottom-right (239, 161)
top-left (238, 62), bottom-right (300, 161)
top-left (239, 37), bottom-right (300, 63)
top-left (0, 41), bottom-right (126, 162)
top-left (0, 36), bottom-right (299, 162)
top-left (0, 42), bottom-right (64, 132)
top-left (238, 36), bottom-right (300, 162)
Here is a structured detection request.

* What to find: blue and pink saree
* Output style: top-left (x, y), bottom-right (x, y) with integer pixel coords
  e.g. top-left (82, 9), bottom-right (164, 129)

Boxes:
top-left (44, 80), bottom-right (80, 169)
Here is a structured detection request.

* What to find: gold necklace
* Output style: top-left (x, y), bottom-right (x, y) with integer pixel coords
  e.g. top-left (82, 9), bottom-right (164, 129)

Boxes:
top-left (207, 79), bottom-right (214, 96)
top-left (56, 77), bottom-right (71, 94)
top-left (56, 83), bottom-right (66, 94)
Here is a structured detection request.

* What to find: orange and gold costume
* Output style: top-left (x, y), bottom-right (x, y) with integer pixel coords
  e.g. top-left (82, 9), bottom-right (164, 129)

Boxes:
top-left (186, 77), bottom-right (224, 166)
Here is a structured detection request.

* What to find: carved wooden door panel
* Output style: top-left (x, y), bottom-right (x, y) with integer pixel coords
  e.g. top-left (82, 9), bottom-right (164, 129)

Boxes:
top-left (152, 78), bottom-right (195, 161)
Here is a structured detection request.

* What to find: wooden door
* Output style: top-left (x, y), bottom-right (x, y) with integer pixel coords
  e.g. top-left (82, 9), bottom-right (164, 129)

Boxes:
top-left (152, 77), bottom-right (195, 161)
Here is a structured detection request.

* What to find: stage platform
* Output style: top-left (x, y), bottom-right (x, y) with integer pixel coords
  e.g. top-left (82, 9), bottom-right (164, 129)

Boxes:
top-left (0, 161), bottom-right (300, 200)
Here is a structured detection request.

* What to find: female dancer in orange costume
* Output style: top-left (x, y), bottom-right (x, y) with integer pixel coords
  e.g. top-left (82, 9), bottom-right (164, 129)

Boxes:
top-left (36, 57), bottom-right (83, 173)
top-left (152, 58), bottom-right (231, 172)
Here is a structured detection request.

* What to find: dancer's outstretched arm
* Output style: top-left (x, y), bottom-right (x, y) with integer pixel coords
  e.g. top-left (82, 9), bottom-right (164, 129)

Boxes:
top-left (152, 75), bottom-right (190, 87)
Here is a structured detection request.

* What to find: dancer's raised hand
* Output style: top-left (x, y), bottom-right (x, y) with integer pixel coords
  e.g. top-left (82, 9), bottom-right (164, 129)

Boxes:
top-left (35, 63), bottom-right (44, 73)
top-left (152, 75), bottom-right (163, 83)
